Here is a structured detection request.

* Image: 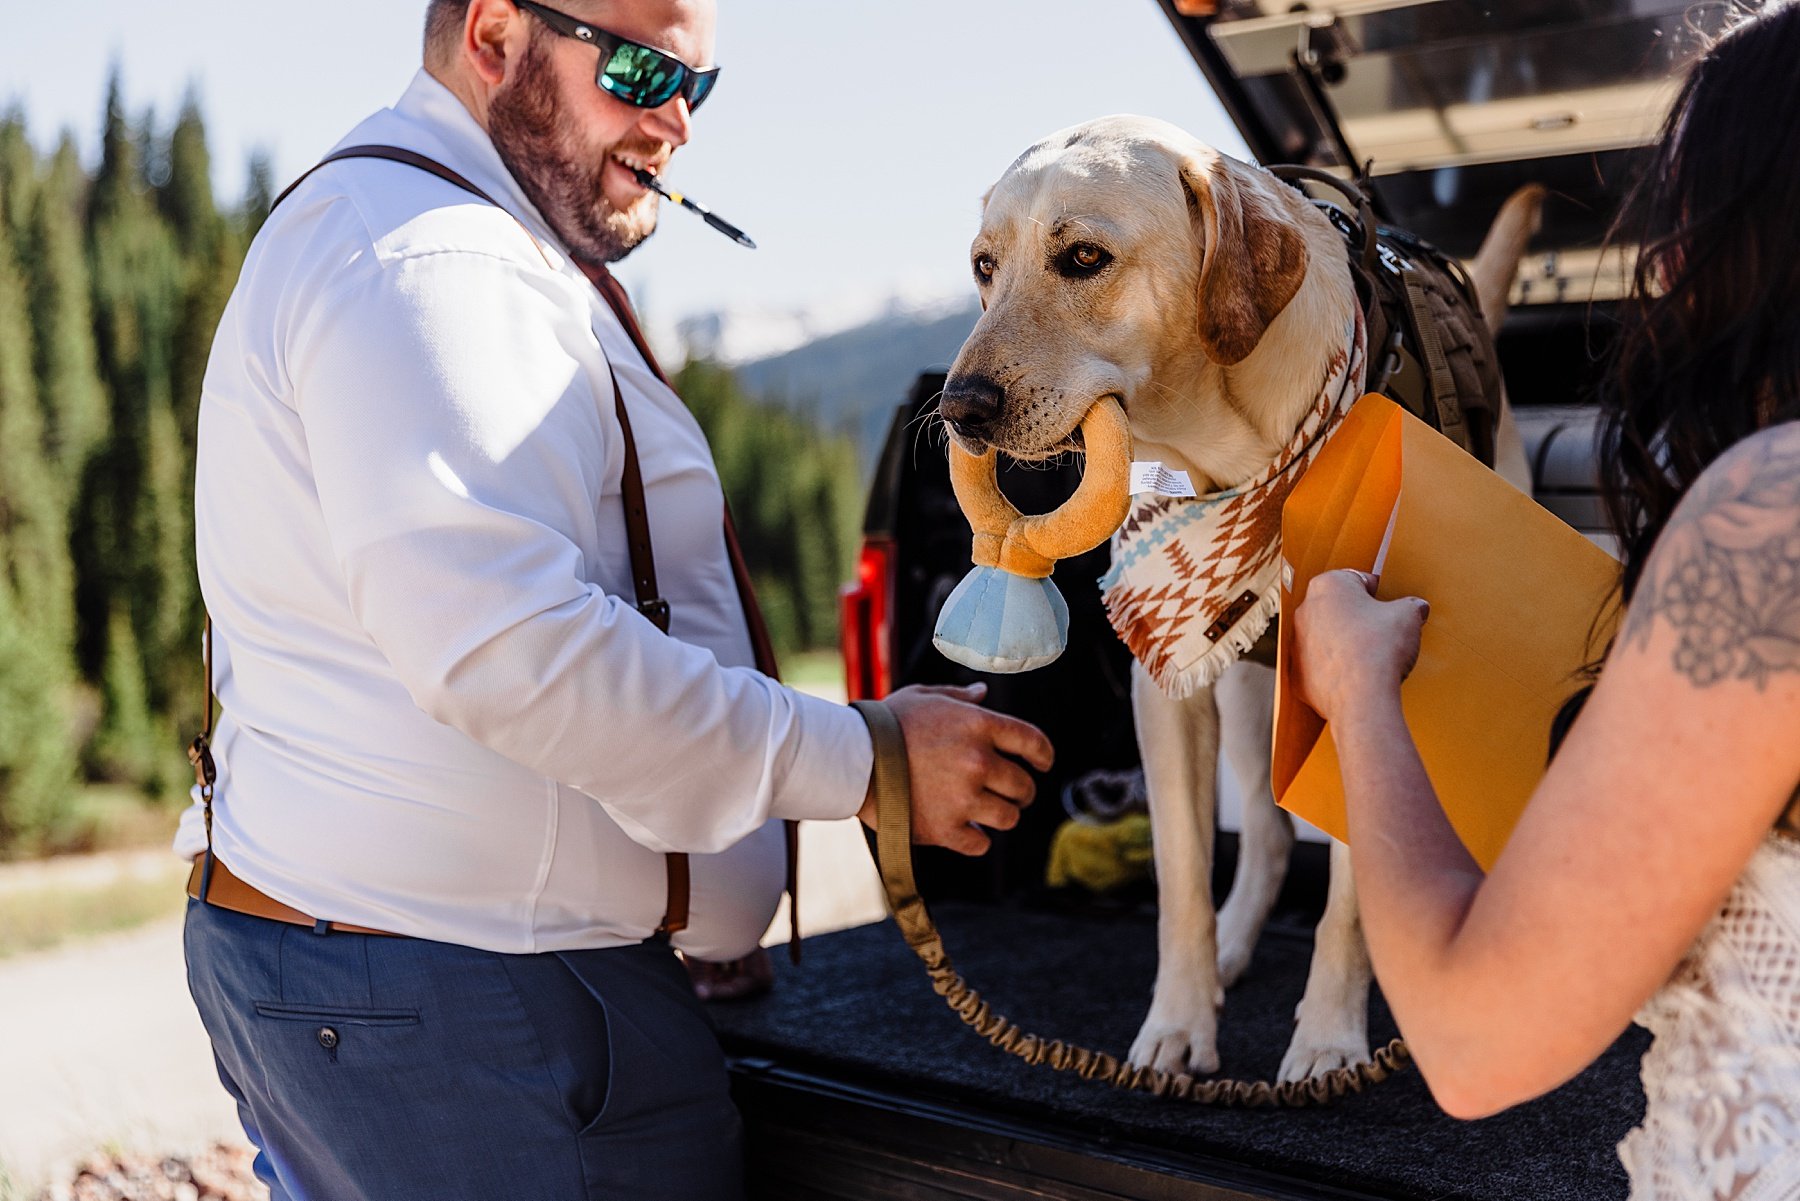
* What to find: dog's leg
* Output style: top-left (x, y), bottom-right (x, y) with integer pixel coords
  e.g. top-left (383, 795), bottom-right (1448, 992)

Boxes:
top-left (1213, 660), bottom-right (1293, 988)
top-left (1493, 396), bottom-right (1533, 494)
top-left (1127, 661), bottom-right (1224, 1075)
top-left (1278, 839), bottom-right (1375, 1082)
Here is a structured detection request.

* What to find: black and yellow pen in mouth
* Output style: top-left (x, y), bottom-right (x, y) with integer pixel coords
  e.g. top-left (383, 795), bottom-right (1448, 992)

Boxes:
top-left (628, 166), bottom-right (756, 249)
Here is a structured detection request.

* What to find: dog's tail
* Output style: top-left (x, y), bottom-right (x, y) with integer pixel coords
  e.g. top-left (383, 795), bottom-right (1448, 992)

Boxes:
top-left (1469, 183), bottom-right (1547, 327)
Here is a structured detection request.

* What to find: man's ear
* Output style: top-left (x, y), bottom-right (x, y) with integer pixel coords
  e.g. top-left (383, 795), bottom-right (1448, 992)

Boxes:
top-left (464, 0), bottom-right (523, 87)
top-left (1179, 150), bottom-right (1308, 365)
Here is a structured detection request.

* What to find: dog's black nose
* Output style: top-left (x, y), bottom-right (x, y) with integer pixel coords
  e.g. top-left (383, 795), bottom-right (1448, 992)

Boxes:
top-left (940, 375), bottom-right (1004, 439)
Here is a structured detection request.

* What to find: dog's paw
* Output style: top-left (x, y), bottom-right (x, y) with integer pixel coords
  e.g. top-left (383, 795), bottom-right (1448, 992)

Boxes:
top-left (1129, 1022), bottom-right (1222, 1076)
top-left (1128, 994), bottom-right (1224, 1076)
top-left (1276, 1026), bottom-right (1372, 1084)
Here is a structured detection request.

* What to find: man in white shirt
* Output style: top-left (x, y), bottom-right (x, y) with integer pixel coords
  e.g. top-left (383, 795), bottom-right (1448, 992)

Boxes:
top-left (179, 2), bottom-right (1052, 1197)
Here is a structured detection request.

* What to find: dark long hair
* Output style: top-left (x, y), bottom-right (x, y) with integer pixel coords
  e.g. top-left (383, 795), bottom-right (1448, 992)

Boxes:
top-left (1552, 1), bottom-right (1800, 751)
top-left (1602, 1), bottom-right (1800, 604)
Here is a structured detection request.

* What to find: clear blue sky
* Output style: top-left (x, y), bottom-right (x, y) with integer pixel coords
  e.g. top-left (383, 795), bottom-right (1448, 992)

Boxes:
top-left (0, 0), bottom-right (1244, 330)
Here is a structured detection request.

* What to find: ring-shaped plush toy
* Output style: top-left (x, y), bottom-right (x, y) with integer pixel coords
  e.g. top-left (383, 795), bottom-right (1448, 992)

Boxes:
top-left (933, 397), bottom-right (1132, 672)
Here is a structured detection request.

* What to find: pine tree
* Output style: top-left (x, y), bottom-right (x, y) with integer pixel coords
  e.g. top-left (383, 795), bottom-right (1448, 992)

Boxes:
top-left (142, 393), bottom-right (194, 716)
top-left (39, 133), bottom-right (87, 218)
top-left (87, 602), bottom-right (158, 788)
top-left (159, 88), bottom-right (220, 259)
top-left (173, 229), bottom-right (239, 450)
top-left (79, 70), bottom-right (189, 752)
top-left (0, 223), bottom-right (80, 854)
top-left (0, 580), bottom-right (79, 856)
top-left (0, 109), bottom-right (34, 249)
top-left (0, 226), bottom-right (75, 655)
top-left (23, 145), bottom-right (108, 483)
top-left (241, 150), bottom-right (274, 238)
top-left (673, 358), bottom-right (861, 653)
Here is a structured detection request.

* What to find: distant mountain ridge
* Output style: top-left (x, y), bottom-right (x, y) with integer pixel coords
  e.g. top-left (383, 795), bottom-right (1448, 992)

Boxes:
top-left (716, 297), bottom-right (981, 462)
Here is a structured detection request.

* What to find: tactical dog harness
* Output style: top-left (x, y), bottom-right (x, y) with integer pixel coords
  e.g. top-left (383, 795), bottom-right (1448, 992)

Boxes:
top-left (1280, 164), bottom-right (1505, 468)
top-left (1100, 166), bottom-right (1505, 697)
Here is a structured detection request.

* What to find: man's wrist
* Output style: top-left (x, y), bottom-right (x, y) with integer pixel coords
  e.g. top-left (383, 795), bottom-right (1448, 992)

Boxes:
top-left (849, 698), bottom-right (905, 832)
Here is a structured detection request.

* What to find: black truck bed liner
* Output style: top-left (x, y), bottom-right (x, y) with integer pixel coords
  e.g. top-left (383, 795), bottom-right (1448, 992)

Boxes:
top-left (714, 903), bottom-right (1647, 1200)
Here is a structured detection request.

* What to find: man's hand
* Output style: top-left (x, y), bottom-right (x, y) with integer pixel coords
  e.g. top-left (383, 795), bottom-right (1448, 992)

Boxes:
top-left (858, 683), bottom-right (1054, 855)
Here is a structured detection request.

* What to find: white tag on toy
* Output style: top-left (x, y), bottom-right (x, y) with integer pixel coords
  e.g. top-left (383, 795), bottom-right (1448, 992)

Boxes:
top-left (1129, 461), bottom-right (1196, 498)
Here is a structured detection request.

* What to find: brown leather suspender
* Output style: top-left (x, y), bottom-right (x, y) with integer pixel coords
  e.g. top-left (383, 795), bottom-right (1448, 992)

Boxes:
top-left (200, 144), bottom-right (799, 949)
top-left (583, 261), bottom-right (803, 958)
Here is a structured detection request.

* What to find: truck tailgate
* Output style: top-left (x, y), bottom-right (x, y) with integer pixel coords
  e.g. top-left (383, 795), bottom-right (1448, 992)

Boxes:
top-left (714, 903), bottom-right (1646, 1200)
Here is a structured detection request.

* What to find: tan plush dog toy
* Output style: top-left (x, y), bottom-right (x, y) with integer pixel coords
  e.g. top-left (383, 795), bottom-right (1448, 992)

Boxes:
top-left (933, 397), bottom-right (1133, 671)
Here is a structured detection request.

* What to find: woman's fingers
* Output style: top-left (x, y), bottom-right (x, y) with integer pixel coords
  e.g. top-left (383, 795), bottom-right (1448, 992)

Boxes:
top-left (1294, 571), bottom-right (1431, 721)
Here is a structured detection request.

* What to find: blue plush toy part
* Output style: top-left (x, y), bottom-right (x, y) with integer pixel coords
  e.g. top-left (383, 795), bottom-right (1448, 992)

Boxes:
top-left (932, 565), bottom-right (1070, 673)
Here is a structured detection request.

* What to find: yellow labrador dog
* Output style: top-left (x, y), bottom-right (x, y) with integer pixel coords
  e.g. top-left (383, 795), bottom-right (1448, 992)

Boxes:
top-left (939, 115), bottom-right (1538, 1080)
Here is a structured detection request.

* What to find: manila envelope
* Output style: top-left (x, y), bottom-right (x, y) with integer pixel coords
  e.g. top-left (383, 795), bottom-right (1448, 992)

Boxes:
top-left (1271, 395), bottom-right (1620, 870)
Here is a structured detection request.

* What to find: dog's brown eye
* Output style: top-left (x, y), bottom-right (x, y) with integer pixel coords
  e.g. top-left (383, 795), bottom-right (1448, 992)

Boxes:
top-left (973, 253), bottom-right (997, 283)
top-left (1059, 243), bottom-right (1112, 276)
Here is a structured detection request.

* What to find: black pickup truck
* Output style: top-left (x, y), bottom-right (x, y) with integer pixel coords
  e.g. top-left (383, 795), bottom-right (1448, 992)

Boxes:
top-left (710, 3), bottom-right (1734, 1197)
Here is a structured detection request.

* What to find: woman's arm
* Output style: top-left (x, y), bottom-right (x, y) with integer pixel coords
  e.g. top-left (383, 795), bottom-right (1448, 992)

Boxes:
top-left (1294, 423), bottom-right (1800, 1119)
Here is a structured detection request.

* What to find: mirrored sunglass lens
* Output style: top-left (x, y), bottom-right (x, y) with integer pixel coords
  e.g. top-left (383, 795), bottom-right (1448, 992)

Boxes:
top-left (602, 44), bottom-right (683, 107)
top-left (687, 72), bottom-right (718, 112)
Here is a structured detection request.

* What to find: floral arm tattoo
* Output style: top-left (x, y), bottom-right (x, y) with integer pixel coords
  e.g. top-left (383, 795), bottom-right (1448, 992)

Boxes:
top-left (1621, 426), bottom-right (1800, 689)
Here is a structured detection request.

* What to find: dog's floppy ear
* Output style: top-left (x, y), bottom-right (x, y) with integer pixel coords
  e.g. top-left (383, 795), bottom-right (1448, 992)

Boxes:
top-left (1179, 150), bottom-right (1308, 365)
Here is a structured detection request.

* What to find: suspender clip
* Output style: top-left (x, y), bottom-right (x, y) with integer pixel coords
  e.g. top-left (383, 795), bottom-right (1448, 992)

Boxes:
top-left (189, 735), bottom-right (218, 794)
top-left (637, 597), bottom-right (671, 632)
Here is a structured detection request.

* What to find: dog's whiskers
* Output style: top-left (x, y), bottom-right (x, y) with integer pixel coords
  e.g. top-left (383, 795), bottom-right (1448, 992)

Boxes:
top-left (907, 393), bottom-right (951, 469)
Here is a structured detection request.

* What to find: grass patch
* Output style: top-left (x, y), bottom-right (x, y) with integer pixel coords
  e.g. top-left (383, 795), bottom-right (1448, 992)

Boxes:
top-left (6, 785), bottom-right (181, 863)
top-left (0, 862), bottom-right (188, 959)
top-left (783, 649), bottom-right (845, 694)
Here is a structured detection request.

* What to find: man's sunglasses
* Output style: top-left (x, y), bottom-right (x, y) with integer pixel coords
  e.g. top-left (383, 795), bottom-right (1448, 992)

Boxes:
top-left (511, 0), bottom-right (719, 113)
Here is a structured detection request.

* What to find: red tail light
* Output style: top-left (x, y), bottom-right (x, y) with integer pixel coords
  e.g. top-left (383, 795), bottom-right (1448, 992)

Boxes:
top-left (840, 536), bottom-right (894, 700)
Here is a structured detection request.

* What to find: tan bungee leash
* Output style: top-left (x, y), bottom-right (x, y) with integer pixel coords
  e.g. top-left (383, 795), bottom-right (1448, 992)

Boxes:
top-left (851, 699), bottom-right (1411, 1107)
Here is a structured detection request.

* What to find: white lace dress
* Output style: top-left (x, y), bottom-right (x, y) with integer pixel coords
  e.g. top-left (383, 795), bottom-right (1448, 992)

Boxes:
top-left (1618, 830), bottom-right (1800, 1200)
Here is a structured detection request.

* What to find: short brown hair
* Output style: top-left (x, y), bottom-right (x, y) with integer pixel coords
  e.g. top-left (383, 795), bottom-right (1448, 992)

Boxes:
top-left (424, 0), bottom-right (472, 62)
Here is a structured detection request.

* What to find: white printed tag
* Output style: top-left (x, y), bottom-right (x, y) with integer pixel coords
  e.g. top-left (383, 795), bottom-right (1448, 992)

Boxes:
top-left (1130, 461), bottom-right (1197, 498)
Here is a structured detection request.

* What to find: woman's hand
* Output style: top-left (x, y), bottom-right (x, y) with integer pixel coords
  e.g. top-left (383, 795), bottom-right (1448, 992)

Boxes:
top-left (1293, 569), bottom-right (1430, 722)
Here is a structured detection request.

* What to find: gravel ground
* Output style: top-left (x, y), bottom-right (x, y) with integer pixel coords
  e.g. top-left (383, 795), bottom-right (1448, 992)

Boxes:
top-left (30, 1146), bottom-right (265, 1201)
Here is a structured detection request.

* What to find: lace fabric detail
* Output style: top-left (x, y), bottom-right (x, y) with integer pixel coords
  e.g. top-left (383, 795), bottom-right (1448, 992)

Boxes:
top-left (1619, 833), bottom-right (1800, 1200)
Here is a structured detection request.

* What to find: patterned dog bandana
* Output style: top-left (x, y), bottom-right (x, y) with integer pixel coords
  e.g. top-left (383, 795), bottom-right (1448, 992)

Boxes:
top-left (1100, 310), bottom-right (1367, 698)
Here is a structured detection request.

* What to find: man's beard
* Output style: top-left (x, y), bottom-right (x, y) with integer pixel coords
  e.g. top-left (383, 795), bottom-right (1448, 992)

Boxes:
top-left (488, 35), bottom-right (658, 267)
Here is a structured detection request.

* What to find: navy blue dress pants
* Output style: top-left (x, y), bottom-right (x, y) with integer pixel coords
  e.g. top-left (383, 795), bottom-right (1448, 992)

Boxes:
top-left (184, 899), bottom-right (746, 1200)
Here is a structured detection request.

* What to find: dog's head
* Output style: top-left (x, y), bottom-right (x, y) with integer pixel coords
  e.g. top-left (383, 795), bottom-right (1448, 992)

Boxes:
top-left (940, 116), bottom-right (1311, 460)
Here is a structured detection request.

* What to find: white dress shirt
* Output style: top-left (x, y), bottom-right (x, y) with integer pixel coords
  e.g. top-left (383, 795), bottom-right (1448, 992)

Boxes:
top-left (174, 70), bottom-right (873, 959)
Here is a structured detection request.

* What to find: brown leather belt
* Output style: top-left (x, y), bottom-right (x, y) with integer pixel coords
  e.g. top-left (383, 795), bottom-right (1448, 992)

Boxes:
top-left (187, 855), bottom-right (401, 937)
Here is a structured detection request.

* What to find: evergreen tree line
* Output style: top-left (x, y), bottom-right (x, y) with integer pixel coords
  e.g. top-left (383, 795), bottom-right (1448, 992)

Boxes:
top-left (0, 73), bottom-right (861, 859)
top-left (676, 359), bottom-right (863, 658)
